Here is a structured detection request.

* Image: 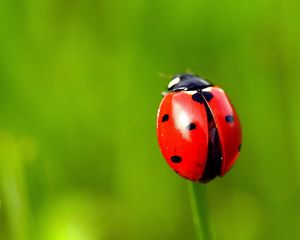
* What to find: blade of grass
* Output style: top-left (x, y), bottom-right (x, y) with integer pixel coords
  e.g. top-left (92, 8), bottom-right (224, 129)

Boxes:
top-left (189, 182), bottom-right (211, 240)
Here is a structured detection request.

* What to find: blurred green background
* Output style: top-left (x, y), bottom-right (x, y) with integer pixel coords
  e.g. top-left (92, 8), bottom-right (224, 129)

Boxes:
top-left (0, 0), bottom-right (300, 239)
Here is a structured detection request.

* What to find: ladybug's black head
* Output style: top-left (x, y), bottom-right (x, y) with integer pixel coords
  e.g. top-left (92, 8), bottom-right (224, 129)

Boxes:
top-left (167, 74), bottom-right (212, 92)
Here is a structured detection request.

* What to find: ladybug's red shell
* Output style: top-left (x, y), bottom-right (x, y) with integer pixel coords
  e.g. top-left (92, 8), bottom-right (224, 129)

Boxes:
top-left (203, 87), bottom-right (241, 175)
top-left (157, 91), bottom-right (209, 180)
top-left (156, 84), bottom-right (241, 182)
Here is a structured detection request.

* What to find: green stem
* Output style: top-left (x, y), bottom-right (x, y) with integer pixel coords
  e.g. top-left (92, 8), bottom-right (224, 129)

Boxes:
top-left (189, 182), bottom-right (212, 240)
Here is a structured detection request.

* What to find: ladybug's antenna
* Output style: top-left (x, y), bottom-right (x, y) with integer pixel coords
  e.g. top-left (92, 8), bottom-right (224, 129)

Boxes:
top-left (159, 72), bottom-right (173, 79)
top-left (185, 68), bottom-right (194, 75)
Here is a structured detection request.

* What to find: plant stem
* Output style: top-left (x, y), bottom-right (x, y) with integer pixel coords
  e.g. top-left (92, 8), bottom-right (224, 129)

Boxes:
top-left (189, 182), bottom-right (212, 240)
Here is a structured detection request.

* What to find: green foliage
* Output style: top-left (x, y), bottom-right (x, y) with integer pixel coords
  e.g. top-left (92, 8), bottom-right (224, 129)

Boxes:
top-left (0, 0), bottom-right (300, 239)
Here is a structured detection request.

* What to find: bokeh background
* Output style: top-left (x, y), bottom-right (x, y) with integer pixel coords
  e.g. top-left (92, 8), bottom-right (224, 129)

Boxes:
top-left (0, 0), bottom-right (300, 239)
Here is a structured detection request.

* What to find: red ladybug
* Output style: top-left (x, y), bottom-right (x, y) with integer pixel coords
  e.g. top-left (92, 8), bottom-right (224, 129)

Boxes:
top-left (156, 74), bottom-right (242, 182)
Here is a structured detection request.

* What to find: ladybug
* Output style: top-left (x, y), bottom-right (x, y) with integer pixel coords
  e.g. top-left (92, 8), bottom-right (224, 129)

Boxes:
top-left (156, 74), bottom-right (242, 182)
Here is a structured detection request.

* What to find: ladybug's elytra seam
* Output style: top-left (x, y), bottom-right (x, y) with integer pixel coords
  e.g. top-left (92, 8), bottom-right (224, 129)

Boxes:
top-left (199, 99), bottom-right (222, 182)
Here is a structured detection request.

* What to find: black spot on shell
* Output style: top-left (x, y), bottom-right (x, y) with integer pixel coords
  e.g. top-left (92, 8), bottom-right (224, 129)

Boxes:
top-left (186, 122), bottom-right (196, 130)
top-left (192, 92), bottom-right (204, 103)
top-left (238, 144), bottom-right (242, 152)
top-left (225, 115), bottom-right (234, 123)
top-left (162, 114), bottom-right (169, 122)
top-left (203, 92), bottom-right (213, 102)
top-left (171, 155), bottom-right (182, 163)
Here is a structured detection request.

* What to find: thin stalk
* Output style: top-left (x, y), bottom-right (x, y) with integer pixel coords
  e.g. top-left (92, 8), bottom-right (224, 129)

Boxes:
top-left (188, 182), bottom-right (211, 240)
